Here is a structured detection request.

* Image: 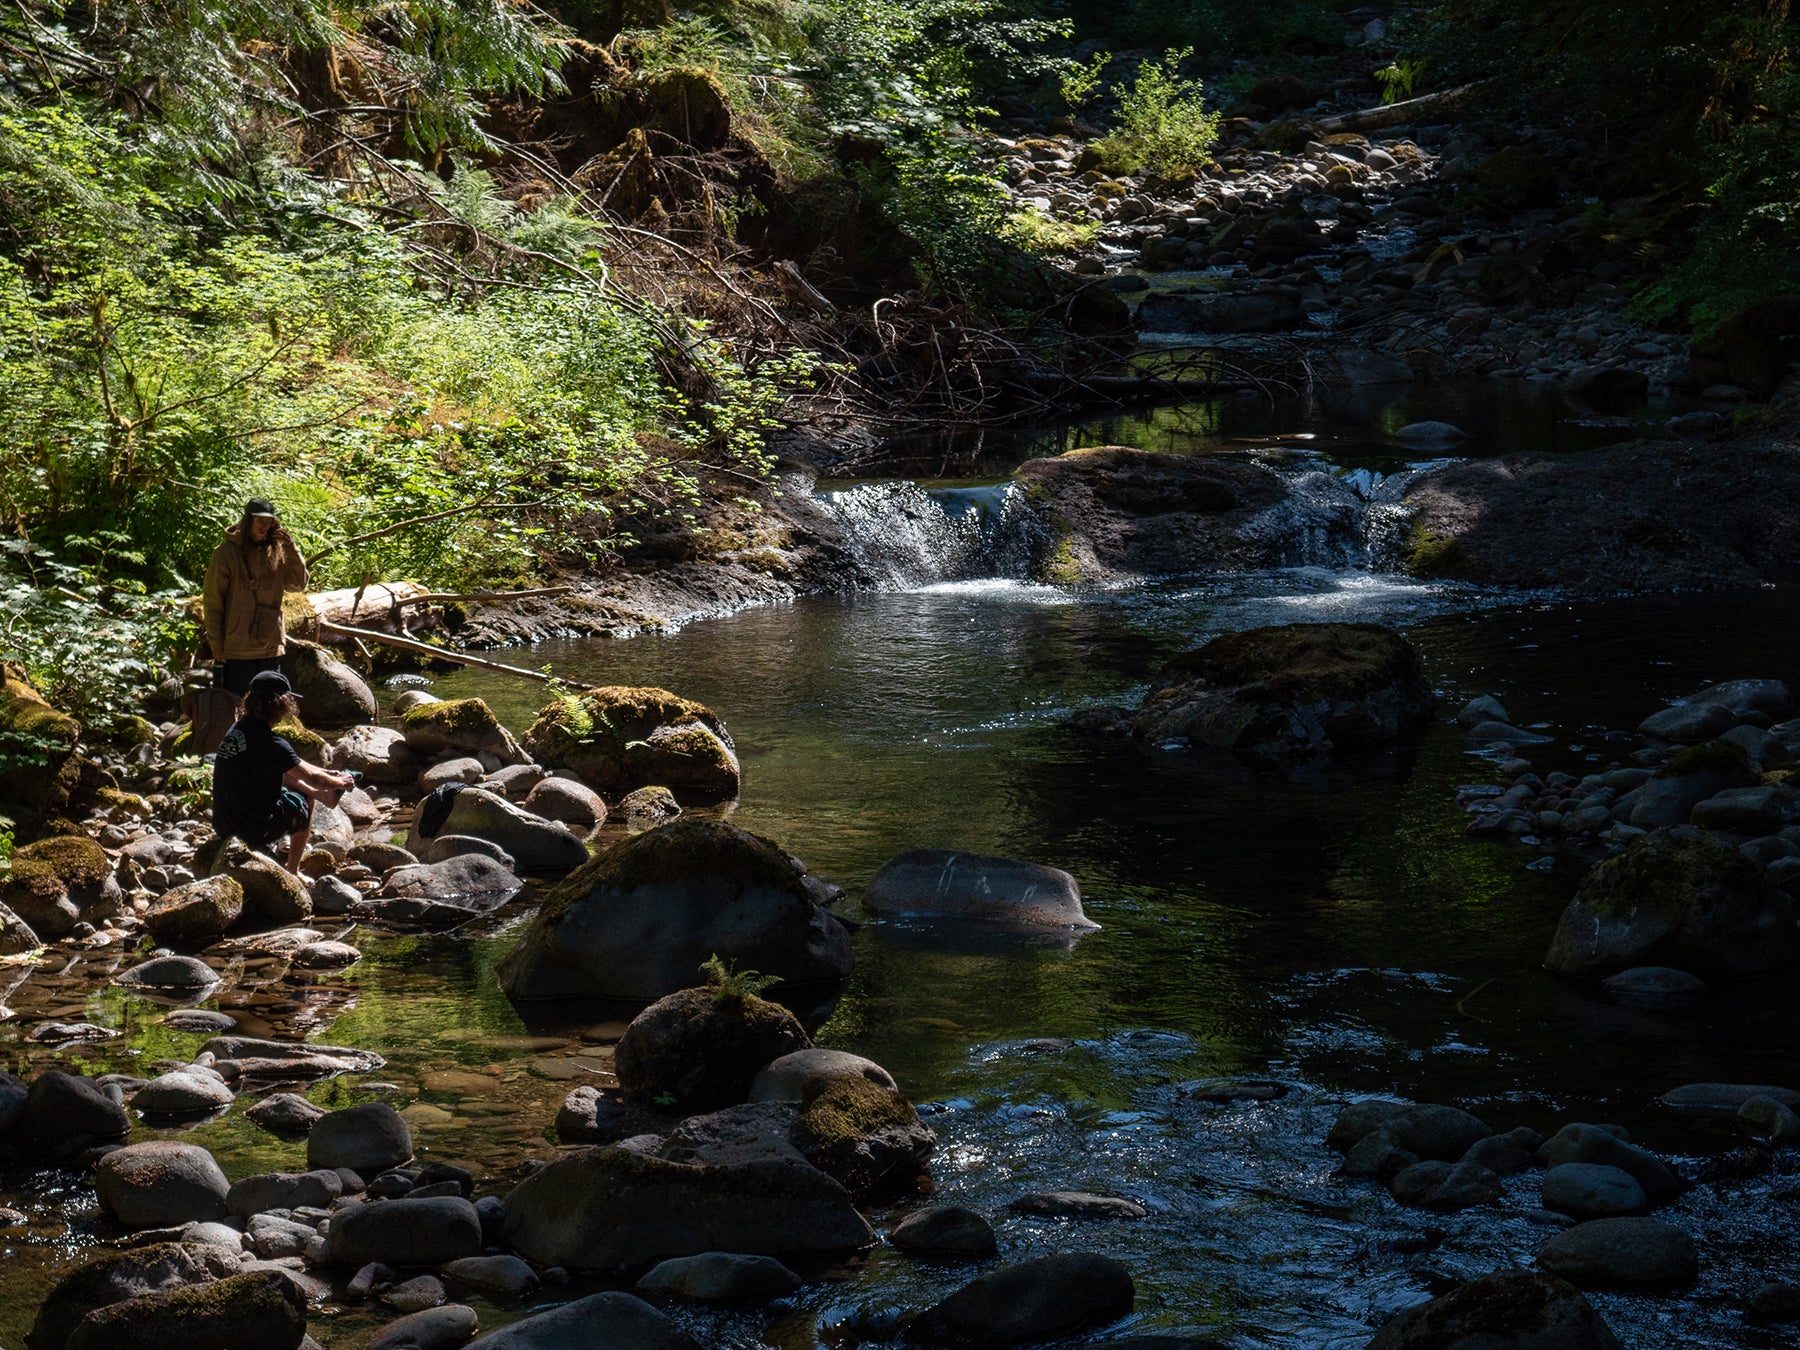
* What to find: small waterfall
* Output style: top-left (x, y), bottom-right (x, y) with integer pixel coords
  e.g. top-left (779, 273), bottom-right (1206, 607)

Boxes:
top-left (814, 482), bottom-right (1047, 590)
top-left (1264, 467), bottom-right (1421, 571)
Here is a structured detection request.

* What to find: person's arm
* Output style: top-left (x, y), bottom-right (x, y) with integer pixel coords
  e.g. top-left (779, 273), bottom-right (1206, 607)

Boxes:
top-left (201, 546), bottom-right (230, 659)
top-left (283, 761), bottom-right (354, 802)
top-left (275, 527), bottom-right (310, 593)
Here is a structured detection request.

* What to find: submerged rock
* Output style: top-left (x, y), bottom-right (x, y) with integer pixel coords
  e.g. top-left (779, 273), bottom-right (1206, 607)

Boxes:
top-left (908, 1252), bottom-right (1134, 1346)
top-left (1601, 966), bottom-right (1707, 1009)
top-left (306, 1102), bottom-right (413, 1175)
top-left (1134, 623), bottom-right (1434, 758)
top-left (889, 1206), bottom-right (997, 1259)
top-left (1536, 1216), bottom-right (1699, 1287)
top-left (368, 1305), bottom-right (480, 1350)
top-left (525, 686), bottom-right (740, 802)
top-left (863, 850), bottom-right (1097, 929)
top-left (464, 1291), bottom-right (696, 1349)
top-left (496, 820), bottom-right (853, 1003)
top-left (1366, 1269), bottom-right (1621, 1348)
top-left (634, 1251), bottom-right (801, 1302)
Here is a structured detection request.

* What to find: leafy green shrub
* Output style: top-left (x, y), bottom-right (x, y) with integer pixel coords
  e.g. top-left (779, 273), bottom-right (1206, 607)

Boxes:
top-left (1091, 49), bottom-right (1221, 177)
top-left (1059, 50), bottom-right (1112, 110)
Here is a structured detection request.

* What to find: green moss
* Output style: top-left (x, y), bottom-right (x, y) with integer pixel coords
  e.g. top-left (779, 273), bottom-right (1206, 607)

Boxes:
top-left (1657, 738), bottom-right (1751, 779)
top-left (12, 835), bottom-right (110, 887)
top-left (1403, 522), bottom-right (1487, 581)
top-left (281, 591), bottom-right (320, 643)
top-left (0, 858), bottom-right (68, 906)
top-left (96, 787), bottom-right (152, 817)
top-left (647, 724), bottom-right (734, 770)
top-left (400, 697), bottom-right (499, 735)
top-left (167, 724), bottom-right (195, 756)
top-left (271, 716), bottom-right (326, 765)
top-left (1154, 622), bottom-right (1424, 705)
top-left (1573, 828), bottom-right (1768, 920)
top-left (538, 818), bottom-right (803, 923)
top-left (1041, 535), bottom-right (1082, 586)
top-left (796, 1076), bottom-right (916, 1149)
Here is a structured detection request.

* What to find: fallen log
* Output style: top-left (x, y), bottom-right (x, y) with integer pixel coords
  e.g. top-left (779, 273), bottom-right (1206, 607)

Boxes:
top-left (394, 586), bottom-right (573, 609)
top-left (309, 582), bottom-right (431, 632)
top-left (1311, 84), bottom-right (1476, 134)
top-left (317, 621), bottom-right (600, 691)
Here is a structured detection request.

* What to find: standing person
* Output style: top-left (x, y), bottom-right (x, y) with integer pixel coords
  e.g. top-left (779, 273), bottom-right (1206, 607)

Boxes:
top-left (213, 671), bottom-right (354, 873)
top-left (203, 496), bottom-right (310, 699)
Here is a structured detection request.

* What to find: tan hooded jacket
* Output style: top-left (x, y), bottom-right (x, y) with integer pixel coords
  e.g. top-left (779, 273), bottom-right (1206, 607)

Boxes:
top-left (202, 524), bottom-right (310, 661)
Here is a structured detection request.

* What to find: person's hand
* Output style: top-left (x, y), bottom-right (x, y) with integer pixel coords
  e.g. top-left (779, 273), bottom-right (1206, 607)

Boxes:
top-left (273, 525), bottom-right (292, 545)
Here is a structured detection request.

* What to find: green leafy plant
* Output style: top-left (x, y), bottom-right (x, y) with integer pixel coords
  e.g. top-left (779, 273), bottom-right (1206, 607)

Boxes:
top-left (1091, 48), bottom-right (1221, 177)
top-left (700, 952), bottom-right (782, 1004)
top-left (1059, 50), bottom-right (1112, 111)
top-left (1375, 58), bottom-right (1424, 105)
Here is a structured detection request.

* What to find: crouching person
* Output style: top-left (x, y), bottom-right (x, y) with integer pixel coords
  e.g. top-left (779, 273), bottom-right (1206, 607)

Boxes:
top-left (213, 671), bottom-right (354, 873)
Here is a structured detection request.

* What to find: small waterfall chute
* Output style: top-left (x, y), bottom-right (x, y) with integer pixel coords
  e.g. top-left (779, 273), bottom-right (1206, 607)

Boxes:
top-left (813, 481), bottom-right (1047, 590)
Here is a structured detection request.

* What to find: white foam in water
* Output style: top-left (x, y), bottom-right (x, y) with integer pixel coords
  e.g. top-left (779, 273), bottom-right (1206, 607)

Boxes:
top-left (912, 577), bottom-right (1073, 603)
top-left (812, 481), bottom-right (1048, 590)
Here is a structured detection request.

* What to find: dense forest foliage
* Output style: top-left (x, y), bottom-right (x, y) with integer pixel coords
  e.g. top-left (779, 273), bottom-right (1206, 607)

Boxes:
top-left (2, 0), bottom-right (1799, 728)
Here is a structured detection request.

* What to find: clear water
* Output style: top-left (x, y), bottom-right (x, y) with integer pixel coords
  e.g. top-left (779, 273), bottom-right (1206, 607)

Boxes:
top-left (2, 410), bottom-right (1796, 1348)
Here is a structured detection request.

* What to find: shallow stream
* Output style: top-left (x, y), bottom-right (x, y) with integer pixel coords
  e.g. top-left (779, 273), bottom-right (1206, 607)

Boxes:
top-left (3, 387), bottom-right (1797, 1348)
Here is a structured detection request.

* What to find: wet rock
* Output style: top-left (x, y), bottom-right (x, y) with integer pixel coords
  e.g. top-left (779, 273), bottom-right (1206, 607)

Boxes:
top-left (1366, 1269), bottom-right (1622, 1349)
top-left (1690, 785), bottom-right (1784, 834)
top-left (1545, 827), bottom-right (1797, 977)
top-left (95, 1140), bottom-right (230, 1228)
top-left (30, 1242), bottom-right (230, 1350)
top-left (1389, 1160), bottom-right (1503, 1211)
top-left (145, 875), bottom-right (245, 941)
top-left (501, 1146), bottom-right (874, 1273)
top-left (554, 1085), bottom-right (642, 1145)
top-left (1327, 1098), bottom-right (1410, 1150)
top-left (1388, 1104), bottom-right (1493, 1160)
top-left (383, 1274), bottom-right (448, 1312)
top-left (635, 1251), bottom-right (801, 1302)
top-left (0, 899), bottom-right (41, 954)
top-left (617, 987), bottom-right (810, 1112)
top-left (1601, 966), bottom-right (1706, 1009)
top-left (1638, 701), bottom-right (1742, 744)
top-left (908, 1252), bottom-right (1134, 1347)
top-left (406, 789), bottom-right (586, 874)
top-left (310, 873), bottom-right (362, 916)
top-left (1134, 623), bottom-right (1433, 758)
top-left (368, 1305), bottom-right (480, 1350)
top-left (332, 726), bottom-right (419, 786)
top-left (1010, 1191), bottom-right (1146, 1220)
top-left (1461, 1127), bottom-right (1544, 1177)
top-left (213, 839), bottom-right (312, 926)
top-left (525, 686), bottom-right (739, 803)
top-left (749, 1048), bottom-right (897, 1102)
top-left (203, 1035), bottom-right (384, 1079)
top-left (116, 954), bottom-right (220, 990)
top-left (349, 1261), bottom-right (395, 1300)
top-left (791, 1076), bottom-right (935, 1196)
top-left (890, 1206), bottom-right (997, 1258)
top-left (246, 1093), bottom-right (326, 1136)
top-left (1693, 678), bottom-right (1793, 719)
top-left (1536, 1125), bottom-right (1680, 1203)
top-left (1455, 695), bottom-right (1511, 728)
top-left (327, 1197), bottom-right (483, 1267)
top-left (1395, 421), bottom-right (1467, 447)
top-left (1746, 1282), bottom-right (1800, 1324)
top-left (424, 835), bottom-right (519, 868)
top-left (1737, 1094), bottom-right (1800, 1142)
top-left (400, 698), bottom-right (527, 766)
top-left (524, 777), bottom-right (608, 829)
top-left (15, 1069), bottom-right (130, 1155)
top-left (307, 1102), bottom-right (413, 1175)
top-left (280, 643), bottom-right (377, 728)
top-left (1660, 1081), bottom-right (1800, 1118)
top-left (440, 1255), bottom-right (539, 1299)
top-left (864, 850), bottom-right (1097, 929)
top-left (497, 820), bottom-right (853, 1002)
top-left (64, 1267), bottom-right (308, 1350)
top-left (464, 1291), bottom-right (696, 1349)
top-left (132, 1067), bottom-right (234, 1115)
top-left (376, 853), bottom-right (520, 906)
top-left (659, 1101), bottom-right (806, 1169)
top-left (1537, 1216), bottom-right (1698, 1287)
top-left (1340, 1130), bottom-right (1418, 1180)
top-left (1542, 1163), bottom-right (1647, 1219)
top-left (619, 786), bottom-right (682, 826)
top-left (292, 940), bottom-right (360, 969)
top-left (228, 1169), bottom-right (343, 1217)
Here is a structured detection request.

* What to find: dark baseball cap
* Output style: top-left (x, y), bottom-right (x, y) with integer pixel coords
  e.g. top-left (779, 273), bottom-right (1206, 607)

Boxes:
top-left (245, 497), bottom-right (278, 518)
top-left (247, 670), bottom-right (300, 699)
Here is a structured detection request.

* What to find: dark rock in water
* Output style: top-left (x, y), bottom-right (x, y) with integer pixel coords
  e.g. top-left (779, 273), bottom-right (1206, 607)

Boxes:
top-left (1638, 701), bottom-right (1743, 744)
top-left (1746, 1281), bottom-right (1800, 1324)
top-left (31, 1242), bottom-right (233, 1350)
top-left (245, 1093), bottom-right (326, 1136)
top-left (1737, 1094), bottom-right (1800, 1142)
top-left (525, 686), bottom-right (738, 803)
top-left (908, 1252), bottom-right (1134, 1346)
top-left (1536, 1216), bottom-right (1699, 1287)
top-left (228, 1169), bottom-right (343, 1217)
top-left (1389, 1160), bottom-right (1503, 1211)
top-left (1386, 1104), bottom-right (1494, 1160)
top-left (144, 875), bottom-right (244, 941)
top-left (889, 1206), bottom-right (997, 1259)
top-left (1461, 1126), bottom-right (1544, 1177)
top-left (619, 785), bottom-right (682, 827)
top-left (1340, 1130), bottom-right (1418, 1180)
top-left (501, 1146), bottom-right (874, 1273)
top-left (95, 1141), bottom-right (230, 1228)
top-left (1628, 740), bottom-right (1757, 827)
top-left (405, 788), bottom-right (588, 874)
top-left (1536, 1124), bottom-right (1680, 1203)
top-left (615, 987), bottom-right (811, 1112)
top-left (1455, 694), bottom-right (1511, 728)
top-left (463, 1291), bottom-right (696, 1348)
top-left (524, 776), bottom-right (607, 829)
top-left (1691, 677), bottom-right (1794, 719)
top-left (424, 835), bottom-right (519, 869)
top-left (496, 820), bottom-right (853, 1003)
top-left (64, 1268), bottom-right (307, 1350)
top-left (1327, 1098), bottom-right (1411, 1150)
top-left (1134, 623), bottom-right (1434, 759)
top-left (749, 1048), bottom-right (898, 1103)
top-left (1660, 1081), bottom-right (1800, 1118)
top-left (1544, 827), bottom-right (1797, 977)
top-left (0, 1069), bottom-right (24, 1135)
top-left (635, 1251), bottom-right (801, 1302)
top-left (368, 1305), bottom-right (480, 1350)
top-left (131, 1067), bottom-right (234, 1115)
top-left (117, 955), bottom-right (219, 990)
top-left (1010, 1191), bottom-right (1146, 1220)
top-left (15, 1069), bottom-right (130, 1155)
top-left (440, 1255), bottom-right (539, 1299)
top-left (1601, 966), bottom-right (1707, 1009)
top-left (1690, 785), bottom-right (1783, 834)
top-left (790, 1077), bottom-right (936, 1196)
top-left (0, 899), bottom-right (39, 954)
top-left (1366, 1269), bottom-right (1622, 1348)
top-left (1395, 421), bottom-right (1467, 447)
top-left (327, 1197), bottom-right (483, 1267)
top-left (555, 1085), bottom-right (648, 1145)
top-left (1561, 366), bottom-right (1649, 403)
top-left (864, 850), bottom-right (1097, 929)
top-left (1542, 1163), bottom-right (1647, 1219)
top-left (307, 1102), bottom-right (413, 1175)
top-left (659, 1101), bottom-right (807, 1169)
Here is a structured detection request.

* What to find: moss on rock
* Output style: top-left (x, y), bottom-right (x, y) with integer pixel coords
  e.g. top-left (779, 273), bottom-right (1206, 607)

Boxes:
top-left (1657, 738), bottom-right (1752, 780)
top-left (796, 1076), bottom-right (917, 1150)
top-left (1403, 522), bottom-right (1487, 581)
top-left (271, 716), bottom-right (326, 767)
top-left (539, 818), bottom-right (802, 926)
top-left (0, 662), bottom-right (83, 834)
top-left (524, 685), bottom-right (737, 800)
top-left (615, 985), bottom-right (810, 1110)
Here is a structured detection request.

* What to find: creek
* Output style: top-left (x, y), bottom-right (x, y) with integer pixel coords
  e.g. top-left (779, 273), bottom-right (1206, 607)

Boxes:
top-left (3, 383), bottom-right (1798, 1348)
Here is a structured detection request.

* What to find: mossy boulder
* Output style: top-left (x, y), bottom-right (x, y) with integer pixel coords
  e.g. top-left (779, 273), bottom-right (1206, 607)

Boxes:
top-left (1366, 1269), bottom-right (1621, 1349)
top-left (642, 65), bottom-right (733, 150)
top-left (30, 1242), bottom-right (233, 1350)
top-left (524, 686), bottom-right (739, 803)
top-left (0, 836), bottom-right (123, 938)
top-left (1628, 739), bottom-right (1757, 828)
top-left (145, 875), bottom-right (245, 942)
top-left (1133, 622), bottom-right (1435, 757)
top-left (793, 1075), bottom-right (935, 1197)
top-left (0, 662), bottom-right (83, 835)
top-left (210, 838), bottom-right (311, 927)
top-left (63, 1268), bottom-right (308, 1350)
top-left (1545, 827), bottom-right (1798, 977)
top-left (400, 697), bottom-right (527, 765)
top-left (277, 640), bottom-right (376, 729)
top-left (500, 1145), bottom-right (875, 1274)
top-left (271, 715), bottom-right (327, 768)
top-left (496, 819), bottom-right (853, 1003)
top-left (615, 986), bottom-right (811, 1111)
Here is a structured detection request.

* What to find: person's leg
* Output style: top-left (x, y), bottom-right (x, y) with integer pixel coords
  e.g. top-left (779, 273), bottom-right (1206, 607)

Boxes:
top-left (276, 789), bottom-right (313, 874)
top-left (219, 657), bottom-right (280, 698)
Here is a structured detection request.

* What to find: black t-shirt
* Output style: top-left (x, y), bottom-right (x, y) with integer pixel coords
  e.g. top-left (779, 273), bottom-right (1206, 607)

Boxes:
top-left (212, 718), bottom-right (301, 842)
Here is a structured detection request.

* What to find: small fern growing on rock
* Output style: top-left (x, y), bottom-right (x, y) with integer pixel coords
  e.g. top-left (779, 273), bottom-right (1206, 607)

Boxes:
top-left (700, 953), bottom-right (782, 1006)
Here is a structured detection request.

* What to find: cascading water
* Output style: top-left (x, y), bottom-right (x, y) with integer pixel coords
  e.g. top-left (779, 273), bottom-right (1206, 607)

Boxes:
top-left (812, 481), bottom-right (1049, 590)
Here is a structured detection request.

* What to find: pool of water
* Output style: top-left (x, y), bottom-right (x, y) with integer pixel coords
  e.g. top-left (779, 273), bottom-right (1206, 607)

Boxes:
top-left (4, 574), bottom-right (1797, 1343)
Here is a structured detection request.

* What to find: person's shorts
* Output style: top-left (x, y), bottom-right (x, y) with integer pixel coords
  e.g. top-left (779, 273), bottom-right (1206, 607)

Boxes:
top-left (246, 788), bottom-right (311, 855)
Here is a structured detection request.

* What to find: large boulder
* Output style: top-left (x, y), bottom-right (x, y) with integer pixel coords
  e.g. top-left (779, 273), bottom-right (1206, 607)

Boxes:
top-left (144, 875), bottom-right (244, 941)
top-left (330, 724), bottom-right (418, 785)
top-left (0, 899), bottom-right (42, 954)
top-left (1366, 1269), bottom-right (1622, 1349)
top-left (400, 698), bottom-right (527, 765)
top-left (326, 1196), bottom-right (483, 1267)
top-left (524, 686), bottom-right (739, 803)
top-left (307, 1102), bottom-right (413, 1175)
top-left (278, 641), bottom-right (376, 729)
top-left (615, 987), bottom-right (811, 1112)
top-left (94, 1141), bottom-right (231, 1229)
top-left (14, 1069), bottom-right (130, 1155)
top-left (1536, 1217), bottom-right (1699, 1288)
top-left (863, 850), bottom-right (1097, 929)
top-left (0, 661), bottom-right (83, 833)
top-left (501, 1147), bottom-right (875, 1273)
top-left (211, 838), bottom-right (311, 925)
top-left (30, 1243), bottom-right (230, 1350)
top-left (1133, 623), bottom-right (1434, 757)
top-left (791, 1075), bottom-right (936, 1196)
top-left (406, 788), bottom-right (588, 874)
top-left (1544, 828), bottom-right (1798, 977)
top-left (1626, 740), bottom-right (1757, 828)
top-left (63, 1268), bottom-right (307, 1350)
top-left (0, 836), bottom-right (124, 938)
top-left (465, 1291), bottom-right (696, 1349)
top-left (908, 1253), bottom-right (1134, 1346)
top-left (496, 820), bottom-right (853, 1002)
